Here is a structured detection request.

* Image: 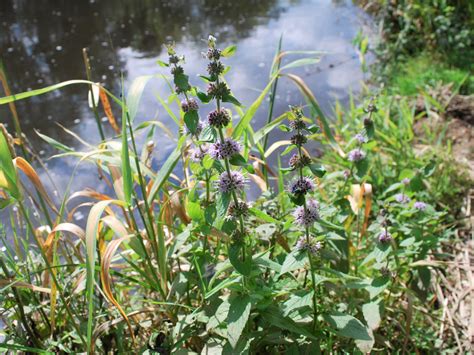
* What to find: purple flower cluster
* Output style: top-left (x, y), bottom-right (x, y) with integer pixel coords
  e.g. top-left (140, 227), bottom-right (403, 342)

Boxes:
top-left (189, 144), bottom-right (208, 163)
top-left (181, 98), bottom-right (199, 113)
top-left (355, 133), bottom-right (367, 143)
top-left (395, 193), bottom-right (410, 204)
top-left (347, 148), bottom-right (366, 162)
top-left (289, 153), bottom-right (311, 169)
top-left (209, 138), bottom-right (241, 160)
top-left (228, 200), bottom-right (249, 218)
top-left (289, 119), bottom-right (307, 131)
top-left (217, 171), bottom-right (246, 193)
top-left (402, 178), bottom-right (411, 185)
top-left (378, 230), bottom-right (392, 244)
top-left (414, 201), bottom-right (427, 211)
top-left (292, 199), bottom-right (320, 227)
top-left (288, 177), bottom-right (315, 195)
top-left (295, 236), bottom-right (322, 255)
top-left (207, 109), bottom-right (231, 128)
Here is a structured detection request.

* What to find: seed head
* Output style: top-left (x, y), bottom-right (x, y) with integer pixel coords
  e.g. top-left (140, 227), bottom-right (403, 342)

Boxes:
top-left (207, 61), bottom-right (224, 78)
top-left (171, 66), bottom-right (184, 75)
top-left (228, 201), bottom-right (249, 218)
top-left (207, 82), bottom-right (230, 100)
top-left (209, 138), bottom-right (241, 160)
top-left (207, 47), bottom-right (221, 61)
top-left (189, 144), bottom-right (208, 163)
top-left (289, 119), bottom-right (307, 131)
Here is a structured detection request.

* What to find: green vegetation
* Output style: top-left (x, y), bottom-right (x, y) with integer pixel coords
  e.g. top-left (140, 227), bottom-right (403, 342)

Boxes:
top-left (0, 31), bottom-right (470, 352)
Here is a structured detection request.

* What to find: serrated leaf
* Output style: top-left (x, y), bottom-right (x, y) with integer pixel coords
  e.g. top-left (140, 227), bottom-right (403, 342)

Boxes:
top-left (229, 244), bottom-right (252, 276)
top-left (309, 163), bottom-right (326, 177)
top-left (362, 301), bottom-right (382, 331)
top-left (229, 154), bottom-right (247, 166)
top-left (184, 110), bottom-right (199, 135)
top-left (282, 290), bottom-right (314, 316)
top-left (323, 312), bottom-right (373, 341)
top-left (280, 250), bottom-right (307, 275)
top-left (174, 73), bottom-right (189, 92)
top-left (222, 93), bottom-right (242, 106)
top-left (197, 91), bottom-right (211, 103)
top-left (227, 295), bottom-right (251, 348)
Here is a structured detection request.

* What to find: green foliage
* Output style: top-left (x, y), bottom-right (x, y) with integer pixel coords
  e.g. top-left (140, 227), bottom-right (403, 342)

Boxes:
top-left (0, 37), bottom-right (468, 354)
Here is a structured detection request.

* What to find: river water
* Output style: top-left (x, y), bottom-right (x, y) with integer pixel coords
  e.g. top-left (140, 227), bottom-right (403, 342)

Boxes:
top-left (0, 0), bottom-right (373, 221)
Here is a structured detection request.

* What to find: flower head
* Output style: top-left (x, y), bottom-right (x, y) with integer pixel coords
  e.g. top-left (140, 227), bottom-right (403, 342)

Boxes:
top-left (355, 133), bottom-right (367, 143)
top-left (209, 138), bottom-right (241, 160)
top-left (295, 236), bottom-right (322, 255)
top-left (206, 47), bottom-right (221, 61)
top-left (228, 201), bottom-right (249, 218)
top-left (181, 98), bottom-right (199, 113)
top-left (343, 170), bottom-right (351, 180)
top-left (414, 201), bottom-right (427, 211)
top-left (189, 144), bottom-right (208, 163)
top-left (207, 82), bottom-right (230, 100)
top-left (347, 148), bottom-right (366, 162)
top-left (402, 178), bottom-right (410, 185)
top-left (217, 171), bottom-right (246, 193)
top-left (207, 109), bottom-right (231, 128)
top-left (288, 177), bottom-right (315, 195)
top-left (289, 119), bottom-right (307, 131)
top-left (207, 61), bottom-right (224, 78)
top-left (395, 193), bottom-right (410, 204)
top-left (290, 133), bottom-right (307, 146)
top-left (289, 154), bottom-right (311, 169)
top-left (292, 199), bottom-right (320, 227)
top-left (378, 230), bottom-right (392, 244)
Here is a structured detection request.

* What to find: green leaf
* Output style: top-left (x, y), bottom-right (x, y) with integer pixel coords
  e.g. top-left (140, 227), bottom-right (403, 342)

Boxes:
top-left (174, 73), bottom-right (190, 92)
top-left (147, 135), bottom-right (186, 205)
top-left (229, 244), bottom-right (252, 276)
top-left (217, 192), bottom-right (231, 219)
top-left (222, 93), bottom-right (242, 106)
top-left (362, 301), bottom-right (382, 331)
top-left (227, 294), bottom-right (251, 348)
top-left (184, 110), bottom-right (199, 135)
top-left (197, 91), bottom-right (211, 103)
top-left (187, 200), bottom-right (203, 222)
top-left (36, 130), bottom-right (74, 152)
top-left (262, 306), bottom-right (319, 341)
top-left (0, 130), bottom-right (20, 199)
top-left (229, 154), bottom-right (247, 166)
top-left (127, 75), bottom-right (154, 123)
top-left (280, 250), bottom-right (307, 275)
top-left (248, 208), bottom-right (280, 224)
top-left (355, 159), bottom-right (369, 179)
top-left (367, 276), bottom-right (390, 299)
top-left (323, 312), bottom-right (373, 341)
top-left (280, 57), bottom-right (321, 71)
top-left (282, 290), bottom-right (314, 316)
top-left (156, 60), bottom-right (169, 67)
top-left (121, 84), bottom-right (133, 206)
top-left (309, 163), bottom-right (326, 177)
top-left (221, 45), bottom-right (237, 57)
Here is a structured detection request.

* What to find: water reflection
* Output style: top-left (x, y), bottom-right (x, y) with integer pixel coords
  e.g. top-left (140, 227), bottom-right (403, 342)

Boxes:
top-left (0, 0), bottom-right (373, 203)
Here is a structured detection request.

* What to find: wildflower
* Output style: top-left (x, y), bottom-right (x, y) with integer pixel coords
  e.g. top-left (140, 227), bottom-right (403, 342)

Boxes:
top-left (401, 178), bottom-right (410, 185)
top-left (228, 200), bottom-right (249, 218)
top-left (209, 138), bottom-right (241, 160)
top-left (355, 133), bottom-right (367, 143)
top-left (295, 236), bottom-right (322, 255)
top-left (169, 55), bottom-right (180, 64)
top-left (290, 133), bottom-right (307, 146)
top-left (207, 61), bottom-right (224, 77)
top-left (189, 144), bottom-right (208, 162)
top-left (207, 82), bottom-right (230, 99)
top-left (289, 119), bottom-right (307, 131)
top-left (288, 177), bottom-right (315, 195)
top-left (206, 47), bottom-right (221, 61)
top-left (414, 201), bottom-right (427, 211)
top-left (289, 154), bottom-right (311, 169)
top-left (181, 98), bottom-right (199, 113)
top-left (217, 171), bottom-right (246, 193)
top-left (395, 193), bottom-right (410, 204)
top-left (378, 230), bottom-right (392, 244)
top-left (347, 148), bottom-right (366, 162)
top-left (292, 199), bottom-right (320, 227)
top-left (207, 109), bottom-right (231, 128)
top-left (171, 66), bottom-right (184, 75)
